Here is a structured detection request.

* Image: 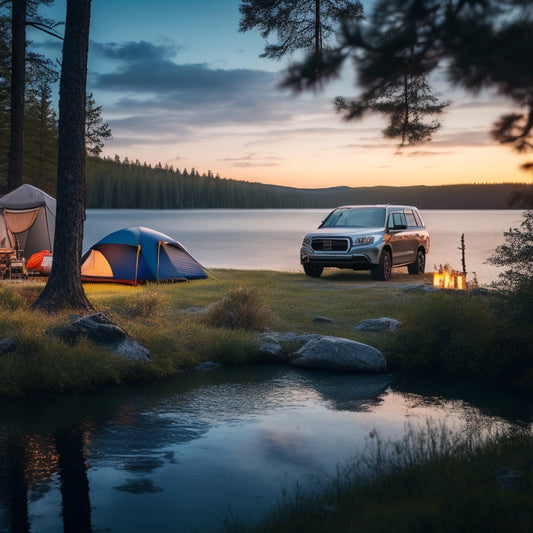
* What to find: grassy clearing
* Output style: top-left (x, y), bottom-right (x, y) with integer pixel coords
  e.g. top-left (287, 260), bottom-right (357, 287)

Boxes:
top-left (0, 268), bottom-right (531, 398)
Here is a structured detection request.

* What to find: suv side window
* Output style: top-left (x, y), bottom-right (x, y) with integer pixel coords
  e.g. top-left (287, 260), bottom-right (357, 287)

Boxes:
top-left (404, 210), bottom-right (418, 227)
top-left (388, 212), bottom-right (407, 229)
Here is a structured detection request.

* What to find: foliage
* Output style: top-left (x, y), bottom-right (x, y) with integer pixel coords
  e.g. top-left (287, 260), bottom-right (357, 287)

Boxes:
top-left (83, 155), bottom-right (531, 208)
top-left (488, 210), bottom-right (533, 290)
top-left (386, 290), bottom-right (532, 389)
top-left (278, 0), bottom-right (533, 164)
top-left (0, 2), bottom-right (111, 196)
top-left (85, 93), bottom-right (112, 156)
top-left (204, 285), bottom-right (275, 330)
top-left (239, 0), bottom-right (363, 61)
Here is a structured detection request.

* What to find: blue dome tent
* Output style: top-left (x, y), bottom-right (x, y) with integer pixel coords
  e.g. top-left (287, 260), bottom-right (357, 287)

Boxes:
top-left (81, 226), bottom-right (207, 285)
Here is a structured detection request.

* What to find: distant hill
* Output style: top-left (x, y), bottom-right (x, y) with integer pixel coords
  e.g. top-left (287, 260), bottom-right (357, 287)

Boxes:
top-left (86, 157), bottom-right (531, 209)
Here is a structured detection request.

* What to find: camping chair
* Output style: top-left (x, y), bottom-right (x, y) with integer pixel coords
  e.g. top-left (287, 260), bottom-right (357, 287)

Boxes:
top-left (0, 248), bottom-right (14, 279)
top-left (8, 255), bottom-right (27, 279)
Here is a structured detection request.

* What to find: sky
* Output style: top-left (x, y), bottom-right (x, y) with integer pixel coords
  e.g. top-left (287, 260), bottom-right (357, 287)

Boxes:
top-left (28, 0), bottom-right (530, 189)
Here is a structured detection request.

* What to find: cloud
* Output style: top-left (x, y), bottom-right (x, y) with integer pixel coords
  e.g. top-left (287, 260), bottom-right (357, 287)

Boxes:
top-left (88, 39), bottom-right (310, 141)
top-left (92, 40), bottom-right (277, 106)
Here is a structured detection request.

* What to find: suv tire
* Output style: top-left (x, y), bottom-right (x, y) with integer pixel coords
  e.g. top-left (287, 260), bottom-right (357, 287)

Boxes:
top-left (371, 249), bottom-right (392, 281)
top-left (408, 249), bottom-right (425, 275)
top-left (303, 263), bottom-right (324, 277)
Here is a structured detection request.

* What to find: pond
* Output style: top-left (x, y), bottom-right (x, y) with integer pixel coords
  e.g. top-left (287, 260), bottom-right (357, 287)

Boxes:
top-left (1, 366), bottom-right (531, 532)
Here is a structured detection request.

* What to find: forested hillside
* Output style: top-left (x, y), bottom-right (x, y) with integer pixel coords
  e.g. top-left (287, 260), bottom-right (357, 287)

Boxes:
top-left (86, 156), bottom-right (531, 209)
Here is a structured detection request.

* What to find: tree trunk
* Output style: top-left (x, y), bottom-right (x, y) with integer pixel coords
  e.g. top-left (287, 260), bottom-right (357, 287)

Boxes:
top-left (8, 0), bottom-right (26, 192)
top-left (32, 0), bottom-right (94, 313)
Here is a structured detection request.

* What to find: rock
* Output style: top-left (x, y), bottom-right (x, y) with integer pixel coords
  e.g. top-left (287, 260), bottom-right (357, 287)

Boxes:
top-left (403, 284), bottom-right (437, 293)
top-left (0, 336), bottom-right (18, 355)
top-left (50, 312), bottom-right (151, 362)
top-left (354, 317), bottom-right (400, 332)
top-left (52, 312), bottom-right (126, 345)
top-left (312, 316), bottom-right (335, 324)
top-left (114, 338), bottom-right (151, 362)
top-left (256, 332), bottom-right (320, 362)
top-left (195, 361), bottom-right (222, 371)
top-left (289, 335), bottom-right (386, 373)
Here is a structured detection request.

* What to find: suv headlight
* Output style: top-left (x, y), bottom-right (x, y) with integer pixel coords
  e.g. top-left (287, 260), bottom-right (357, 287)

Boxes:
top-left (353, 236), bottom-right (375, 245)
top-left (302, 237), bottom-right (311, 246)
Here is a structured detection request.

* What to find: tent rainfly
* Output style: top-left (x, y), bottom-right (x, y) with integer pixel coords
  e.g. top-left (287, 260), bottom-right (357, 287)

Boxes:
top-left (0, 184), bottom-right (56, 259)
top-left (81, 226), bottom-right (207, 285)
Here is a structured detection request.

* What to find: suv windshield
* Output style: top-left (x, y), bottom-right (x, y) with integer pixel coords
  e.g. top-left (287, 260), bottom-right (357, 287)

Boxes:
top-left (320, 207), bottom-right (386, 228)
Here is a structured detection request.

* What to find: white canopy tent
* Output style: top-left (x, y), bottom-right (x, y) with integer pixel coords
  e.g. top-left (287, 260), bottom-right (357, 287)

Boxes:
top-left (0, 184), bottom-right (56, 260)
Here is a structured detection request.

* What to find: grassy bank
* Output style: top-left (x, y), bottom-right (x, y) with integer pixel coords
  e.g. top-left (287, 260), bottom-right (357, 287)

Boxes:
top-left (226, 423), bottom-right (533, 533)
top-left (0, 269), bottom-right (531, 398)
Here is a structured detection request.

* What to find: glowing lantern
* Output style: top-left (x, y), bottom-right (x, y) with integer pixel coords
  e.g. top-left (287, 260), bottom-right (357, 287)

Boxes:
top-left (432, 264), bottom-right (467, 290)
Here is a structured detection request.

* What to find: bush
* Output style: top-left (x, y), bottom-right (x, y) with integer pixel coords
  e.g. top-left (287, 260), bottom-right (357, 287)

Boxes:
top-left (488, 209), bottom-right (533, 290)
top-left (386, 291), bottom-right (529, 383)
top-left (204, 286), bottom-right (274, 330)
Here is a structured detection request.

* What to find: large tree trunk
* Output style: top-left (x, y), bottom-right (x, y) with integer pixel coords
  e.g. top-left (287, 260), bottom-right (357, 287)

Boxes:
top-left (8, 0), bottom-right (26, 192)
top-left (32, 0), bottom-right (94, 313)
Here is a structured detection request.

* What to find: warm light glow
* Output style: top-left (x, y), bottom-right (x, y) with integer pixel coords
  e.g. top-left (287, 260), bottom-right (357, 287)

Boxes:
top-left (433, 265), bottom-right (467, 290)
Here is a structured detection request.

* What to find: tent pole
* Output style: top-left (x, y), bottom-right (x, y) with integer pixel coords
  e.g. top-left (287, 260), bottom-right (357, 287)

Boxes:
top-left (135, 245), bottom-right (141, 285)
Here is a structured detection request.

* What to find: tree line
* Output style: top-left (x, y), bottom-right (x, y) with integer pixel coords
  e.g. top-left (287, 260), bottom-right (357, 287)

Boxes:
top-left (86, 155), bottom-right (531, 210)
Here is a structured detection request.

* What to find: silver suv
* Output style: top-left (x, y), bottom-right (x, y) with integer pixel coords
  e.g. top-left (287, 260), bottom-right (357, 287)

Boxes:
top-left (300, 205), bottom-right (430, 281)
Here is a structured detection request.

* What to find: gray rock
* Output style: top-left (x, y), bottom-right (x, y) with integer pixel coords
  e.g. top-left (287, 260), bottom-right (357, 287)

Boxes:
top-left (312, 316), bottom-right (335, 324)
top-left (0, 336), bottom-right (18, 354)
top-left (52, 312), bottom-right (127, 345)
top-left (289, 335), bottom-right (386, 373)
top-left (50, 312), bottom-right (151, 362)
top-left (195, 361), bottom-right (222, 371)
top-left (114, 338), bottom-right (151, 362)
top-left (355, 317), bottom-right (401, 332)
top-left (256, 332), bottom-right (320, 361)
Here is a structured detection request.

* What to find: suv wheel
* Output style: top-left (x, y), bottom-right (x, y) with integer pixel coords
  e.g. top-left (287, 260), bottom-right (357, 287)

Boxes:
top-left (408, 249), bottom-right (425, 275)
top-left (371, 250), bottom-right (392, 281)
top-left (303, 263), bottom-right (324, 277)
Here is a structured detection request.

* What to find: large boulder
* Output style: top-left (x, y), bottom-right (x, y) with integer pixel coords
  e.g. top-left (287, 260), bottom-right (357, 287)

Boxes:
top-left (289, 335), bottom-right (386, 373)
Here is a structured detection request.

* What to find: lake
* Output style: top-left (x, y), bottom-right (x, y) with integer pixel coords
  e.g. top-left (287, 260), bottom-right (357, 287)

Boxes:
top-left (84, 209), bottom-right (525, 285)
top-left (1, 367), bottom-right (531, 533)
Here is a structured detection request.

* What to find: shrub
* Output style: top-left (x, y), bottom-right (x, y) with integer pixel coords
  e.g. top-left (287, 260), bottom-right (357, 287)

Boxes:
top-left (386, 291), bottom-right (524, 381)
top-left (488, 209), bottom-right (533, 291)
top-left (204, 286), bottom-right (273, 330)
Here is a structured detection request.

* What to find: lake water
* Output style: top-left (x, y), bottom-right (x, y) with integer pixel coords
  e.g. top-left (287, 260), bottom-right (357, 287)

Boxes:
top-left (84, 209), bottom-right (525, 285)
top-left (1, 367), bottom-right (531, 533)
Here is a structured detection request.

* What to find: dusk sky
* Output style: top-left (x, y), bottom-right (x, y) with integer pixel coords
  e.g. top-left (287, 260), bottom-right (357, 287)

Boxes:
top-left (29, 0), bottom-right (529, 188)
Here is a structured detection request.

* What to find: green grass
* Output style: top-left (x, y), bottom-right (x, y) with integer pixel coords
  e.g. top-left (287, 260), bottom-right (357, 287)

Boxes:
top-left (0, 269), bottom-right (531, 398)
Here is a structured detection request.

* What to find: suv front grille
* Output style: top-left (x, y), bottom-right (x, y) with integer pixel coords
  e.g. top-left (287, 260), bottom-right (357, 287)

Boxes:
top-left (311, 238), bottom-right (350, 252)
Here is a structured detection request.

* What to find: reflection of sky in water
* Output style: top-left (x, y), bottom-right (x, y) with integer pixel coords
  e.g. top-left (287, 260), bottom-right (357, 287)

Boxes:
top-left (2, 366), bottom-right (529, 533)
top-left (84, 372), bottom-right (506, 532)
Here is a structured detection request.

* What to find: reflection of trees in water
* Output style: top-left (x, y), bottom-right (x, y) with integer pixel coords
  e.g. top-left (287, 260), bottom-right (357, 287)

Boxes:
top-left (392, 376), bottom-right (533, 428)
top-left (1, 425), bottom-right (92, 533)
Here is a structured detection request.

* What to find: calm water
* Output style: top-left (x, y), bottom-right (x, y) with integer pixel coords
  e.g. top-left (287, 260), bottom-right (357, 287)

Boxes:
top-left (1, 367), bottom-right (531, 533)
top-left (84, 209), bottom-right (525, 285)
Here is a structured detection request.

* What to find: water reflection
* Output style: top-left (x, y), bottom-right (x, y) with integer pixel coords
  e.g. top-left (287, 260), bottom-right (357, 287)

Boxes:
top-left (0, 366), bottom-right (530, 533)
